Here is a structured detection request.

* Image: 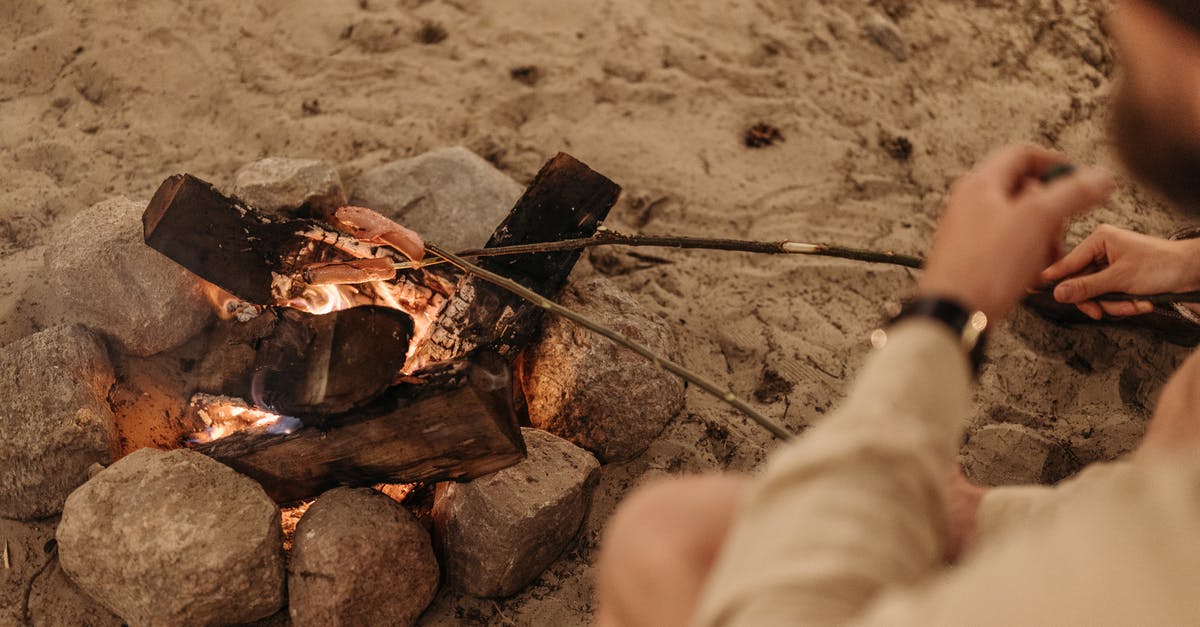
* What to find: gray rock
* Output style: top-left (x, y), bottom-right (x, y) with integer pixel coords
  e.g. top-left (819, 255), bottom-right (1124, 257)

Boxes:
top-left (0, 325), bottom-right (117, 520)
top-left (289, 487), bottom-right (439, 627)
top-left (57, 448), bottom-right (285, 626)
top-left (45, 197), bottom-right (212, 356)
top-left (962, 423), bottom-right (1055, 487)
top-left (350, 146), bottom-right (522, 250)
top-left (433, 428), bottom-right (600, 598)
top-left (521, 277), bottom-right (685, 461)
top-left (232, 157), bottom-right (347, 217)
top-left (864, 13), bottom-right (908, 62)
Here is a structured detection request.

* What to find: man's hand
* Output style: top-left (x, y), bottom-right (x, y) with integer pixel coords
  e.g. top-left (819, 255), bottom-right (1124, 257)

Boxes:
top-left (1040, 225), bottom-right (1200, 319)
top-left (919, 145), bottom-right (1115, 323)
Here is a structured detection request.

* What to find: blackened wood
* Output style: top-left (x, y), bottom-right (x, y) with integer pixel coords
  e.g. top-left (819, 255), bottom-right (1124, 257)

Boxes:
top-left (144, 174), bottom-right (335, 304)
top-left (413, 153), bottom-right (620, 363)
top-left (191, 352), bottom-right (526, 503)
top-left (143, 174), bottom-right (435, 304)
top-left (254, 306), bottom-right (414, 417)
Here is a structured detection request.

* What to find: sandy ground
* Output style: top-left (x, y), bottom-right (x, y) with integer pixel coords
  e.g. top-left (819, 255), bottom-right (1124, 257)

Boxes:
top-left (2, 0), bottom-right (1194, 624)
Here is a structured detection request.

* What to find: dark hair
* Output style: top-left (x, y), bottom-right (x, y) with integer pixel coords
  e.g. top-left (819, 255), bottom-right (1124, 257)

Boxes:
top-left (1149, 0), bottom-right (1200, 32)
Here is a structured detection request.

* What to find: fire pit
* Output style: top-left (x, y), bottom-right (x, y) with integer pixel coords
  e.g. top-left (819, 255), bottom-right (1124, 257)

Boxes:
top-left (142, 153), bottom-right (620, 502)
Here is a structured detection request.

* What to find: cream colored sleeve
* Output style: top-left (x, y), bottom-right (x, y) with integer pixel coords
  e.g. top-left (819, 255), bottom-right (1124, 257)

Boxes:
top-left (974, 460), bottom-right (1134, 545)
top-left (691, 319), bottom-right (972, 627)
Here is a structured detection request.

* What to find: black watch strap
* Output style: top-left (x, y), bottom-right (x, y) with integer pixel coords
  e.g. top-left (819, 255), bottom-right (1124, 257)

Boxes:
top-left (884, 297), bottom-right (988, 376)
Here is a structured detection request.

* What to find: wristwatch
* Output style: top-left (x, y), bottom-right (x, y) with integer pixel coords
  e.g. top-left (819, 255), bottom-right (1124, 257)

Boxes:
top-left (874, 297), bottom-right (989, 376)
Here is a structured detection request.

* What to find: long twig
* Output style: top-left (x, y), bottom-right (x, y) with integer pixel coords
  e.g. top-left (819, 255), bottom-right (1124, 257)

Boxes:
top-left (423, 243), bottom-right (795, 441)
top-left (399, 230), bottom-right (924, 271)
top-left (406, 232), bottom-right (1200, 306)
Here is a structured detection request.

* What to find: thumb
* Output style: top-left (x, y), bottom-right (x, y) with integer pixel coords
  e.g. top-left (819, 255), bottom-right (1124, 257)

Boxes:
top-left (1053, 267), bottom-right (1122, 303)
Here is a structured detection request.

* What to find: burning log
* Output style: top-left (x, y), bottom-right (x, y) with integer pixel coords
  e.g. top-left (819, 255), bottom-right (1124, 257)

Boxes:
top-left (190, 352), bottom-right (525, 503)
top-left (142, 173), bottom-right (447, 311)
top-left (253, 306), bottom-right (413, 416)
top-left (412, 152), bottom-right (621, 363)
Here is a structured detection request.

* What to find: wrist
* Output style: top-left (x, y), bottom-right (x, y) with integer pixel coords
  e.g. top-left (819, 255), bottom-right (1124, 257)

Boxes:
top-left (887, 296), bottom-right (989, 376)
top-left (1173, 237), bottom-right (1200, 292)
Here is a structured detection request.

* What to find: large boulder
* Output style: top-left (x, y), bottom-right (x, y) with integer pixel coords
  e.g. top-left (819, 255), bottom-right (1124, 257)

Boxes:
top-left (433, 428), bottom-right (600, 598)
top-left (57, 448), bottom-right (285, 626)
top-left (0, 325), bottom-right (117, 520)
top-left (288, 487), bottom-right (439, 626)
top-left (45, 197), bottom-right (212, 356)
top-left (521, 277), bottom-right (685, 461)
top-left (350, 146), bottom-right (522, 250)
top-left (231, 157), bottom-right (347, 217)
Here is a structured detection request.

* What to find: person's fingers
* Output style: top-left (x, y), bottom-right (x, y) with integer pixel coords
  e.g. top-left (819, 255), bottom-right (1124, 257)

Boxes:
top-left (1054, 265), bottom-right (1123, 303)
top-left (1076, 301), bottom-right (1104, 320)
top-left (1029, 166), bottom-right (1116, 219)
top-left (1041, 230), bottom-right (1107, 282)
top-left (979, 144), bottom-right (1065, 182)
top-left (1099, 300), bottom-right (1144, 317)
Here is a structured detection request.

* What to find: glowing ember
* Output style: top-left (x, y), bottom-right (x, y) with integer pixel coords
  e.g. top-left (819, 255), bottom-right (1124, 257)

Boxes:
top-left (200, 280), bottom-right (261, 322)
top-left (187, 394), bottom-right (302, 445)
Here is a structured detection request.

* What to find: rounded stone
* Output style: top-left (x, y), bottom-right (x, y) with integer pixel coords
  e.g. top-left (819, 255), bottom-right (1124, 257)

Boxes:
top-left (349, 146), bottom-right (522, 251)
top-left (521, 277), bottom-right (685, 461)
top-left (288, 487), bottom-right (439, 627)
top-left (433, 428), bottom-right (601, 598)
top-left (0, 325), bottom-right (117, 520)
top-left (57, 448), bottom-right (285, 626)
top-left (45, 197), bottom-right (212, 356)
top-left (231, 157), bottom-right (347, 217)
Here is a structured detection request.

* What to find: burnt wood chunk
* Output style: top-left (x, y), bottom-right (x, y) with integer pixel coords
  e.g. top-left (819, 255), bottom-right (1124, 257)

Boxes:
top-left (191, 353), bottom-right (525, 503)
top-left (143, 174), bottom-right (417, 305)
top-left (413, 153), bottom-right (621, 363)
top-left (254, 306), bottom-right (414, 417)
top-left (144, 174), bottom-right (332, 304)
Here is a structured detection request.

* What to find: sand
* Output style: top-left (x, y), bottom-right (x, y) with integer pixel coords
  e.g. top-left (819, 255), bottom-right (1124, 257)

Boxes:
top-left (1, 0), bottom-right (1192, 624)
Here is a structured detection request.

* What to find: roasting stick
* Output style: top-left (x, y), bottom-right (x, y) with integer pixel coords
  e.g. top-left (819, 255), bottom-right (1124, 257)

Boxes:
top-left (311, 231), bottom-right (1200, 306)
top-left (423, 242), bottom-right (796, 441)
top-left (395, 230), bottom-right (925, 270)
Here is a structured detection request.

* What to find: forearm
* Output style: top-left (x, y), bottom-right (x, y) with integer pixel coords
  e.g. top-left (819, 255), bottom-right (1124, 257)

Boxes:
top-left (692, 320), bottom-right (971, 627)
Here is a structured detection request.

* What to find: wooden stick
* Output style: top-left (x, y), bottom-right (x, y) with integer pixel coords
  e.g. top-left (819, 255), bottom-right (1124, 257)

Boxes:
top-left (2, 539), bottom-right (8, 570)
top-left (404, 234), bottom-right (1200, 306)
top-left (424, 243), bottom-right (795, 441)
top-left (395, 230), bottom-right (924, 271)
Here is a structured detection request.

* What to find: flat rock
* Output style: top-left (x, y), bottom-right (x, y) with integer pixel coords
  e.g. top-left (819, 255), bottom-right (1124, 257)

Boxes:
top-left (289, 487), bottom-right (439, 627)
top-left (521, 277), bottom-right (685, 461)
top-left (433, 428), bottom-right (600, 598)
top-left (962, 423), bottom-right (1055, 486)
top-left (45, 197), bottom-right (212, 356)
top-left (0, 325), bottom-right (117, 520)
top-left (350, 146), bottom-right (522, 250)
top-left (232, 157), bottom-right (347, 217)
top-left (57, 448), bottom-right (285, 626)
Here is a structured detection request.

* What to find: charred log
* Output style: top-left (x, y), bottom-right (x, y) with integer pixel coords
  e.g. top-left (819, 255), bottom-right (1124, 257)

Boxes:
top-left (253, 306), bottom-right (414, 417)
top-left (143, 174), bottom-right (447, 307)
top-left (412, 153), bottom-right (621, 363)
top-left (190, 352), bottom-right (525, 503)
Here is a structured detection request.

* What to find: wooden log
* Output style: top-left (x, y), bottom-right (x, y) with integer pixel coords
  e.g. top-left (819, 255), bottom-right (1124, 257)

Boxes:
top-left (411, 153), bottom-right (621, 364)
top-left (143, 174), bottom-right (447, 307)
top-left (190, 352), bottom-right (525, 503)
top-left (252, 306), bottom-right (414, 417)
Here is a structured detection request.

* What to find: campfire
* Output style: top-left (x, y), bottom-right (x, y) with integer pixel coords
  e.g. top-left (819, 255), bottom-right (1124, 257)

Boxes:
top-left (141, 153), bottom-right (620, 501)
